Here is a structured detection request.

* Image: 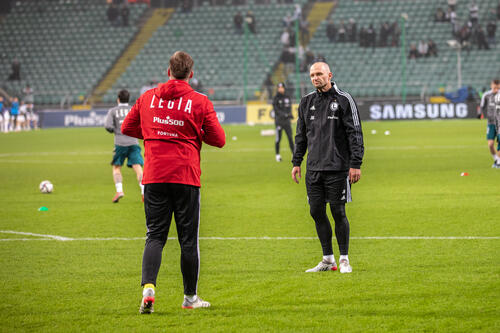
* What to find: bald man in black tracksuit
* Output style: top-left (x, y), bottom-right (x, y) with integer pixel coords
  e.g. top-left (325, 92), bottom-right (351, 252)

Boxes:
top-left (273, 82), bottom-right (294, 162)
top-left (292, 61), bottom-right (364, 274)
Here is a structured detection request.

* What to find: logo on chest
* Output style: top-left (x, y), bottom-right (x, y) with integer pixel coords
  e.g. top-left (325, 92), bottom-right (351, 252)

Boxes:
top-left (328, 100), bottom-right (339, 120)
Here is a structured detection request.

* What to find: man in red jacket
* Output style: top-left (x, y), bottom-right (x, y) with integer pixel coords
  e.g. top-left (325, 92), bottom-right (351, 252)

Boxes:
top-left (121, 51), bottom-right (225, 313)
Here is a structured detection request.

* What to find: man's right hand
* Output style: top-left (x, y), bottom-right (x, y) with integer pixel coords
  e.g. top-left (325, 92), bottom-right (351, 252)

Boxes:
top-left (291, 166), bottom-right (301, 184)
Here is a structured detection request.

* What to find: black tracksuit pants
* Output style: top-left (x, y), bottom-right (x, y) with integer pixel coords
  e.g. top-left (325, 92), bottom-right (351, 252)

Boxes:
top-left (275, 120), bottom-right (294, 155)
top-left (141, 183), bottom-right (200, 296)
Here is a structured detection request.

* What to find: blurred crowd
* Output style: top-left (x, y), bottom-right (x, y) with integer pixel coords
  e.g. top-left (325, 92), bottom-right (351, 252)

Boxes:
top-left (0, 85), bottom-right (38, 133)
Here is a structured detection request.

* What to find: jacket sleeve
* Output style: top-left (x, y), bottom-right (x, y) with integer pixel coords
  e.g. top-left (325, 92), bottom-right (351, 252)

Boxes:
top-left (341, 94), bottom-right (364, 169)
top-left (292, 99), bottom-right (307, 167)
top-left (104, 109), bottom-right (114, 133)
top-left (272, 95), bottom-right (278, 113)
top-left (121, 98), bottom-right (143, 139)
top-left (202, 99), bottom-right (225, 148)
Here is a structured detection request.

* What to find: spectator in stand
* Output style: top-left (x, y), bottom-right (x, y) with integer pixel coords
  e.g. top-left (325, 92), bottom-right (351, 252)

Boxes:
top-left (379, 22), bottom-right (390, 46)
top-left (281, 28), bottom-right (290, 47)
top-left (107, 3), bottom-right (119, 26)
top-left (418, 40), bottom-right (429, 57)
top-left (348, 18), bottom-right (357, 42)
top-left (486, 20), bottom-right (497, 46)
top-left (469, 1), bottom-right (479, 26)
top-left (459, 24), bottom-right (471, 47)
top-left (234, 11), bottom-right (243, 34)
top-left (497, 1), bottom-right (500, 20)
top-left (391, 21), bottom-right (400, 47)
top-left (359, 27), bottom-right (367, 47)
top-left (435, 7), bottom-right (446, 22)
top-left (299, 14), bottom-right (310, 45)
top-left (283, 13), bottom-right (293, 28)
top-left (367, 24), bottom-right (376, 48)
top-left (300, 48), bottom-right (315, 72)
top-left (449, 9), bottom-right (458, 29)
top-left (427, 39), bottom-right (438, 56)
top-left (448, 0), bottom-right (457, 11)
top-left (288, 28), bottom-right (296, 47)
top-left (245, 11), bottom-right (256, 34)
top-left (326, 19), bottom-right (337, 42)
top-left (408, 43), bottom-right (419, 59)
top-left (8, 59), bottom-right (20, 81)
top-left (120, 3), bottom-right (130, 26)
top-left (476, 25), bottom-right (490, 50)
top-left (338, 21), bottom-right (346, 42)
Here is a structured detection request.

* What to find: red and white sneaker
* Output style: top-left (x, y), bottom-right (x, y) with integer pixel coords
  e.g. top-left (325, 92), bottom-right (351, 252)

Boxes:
top-left (112, 192), bottom-right (124, 203)
top-left (182, 296), bottom-right (211, 309)
top-left (305, 260), bottom-right (337, 272)
top-left (139, 288), bottom-right (155, 314)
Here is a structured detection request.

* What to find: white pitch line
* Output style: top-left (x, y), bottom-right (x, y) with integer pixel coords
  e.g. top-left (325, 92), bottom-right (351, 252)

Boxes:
top-left (0, 231), bottom-right (498, 242)
top-left (0, 230), bottom-right (73, 241)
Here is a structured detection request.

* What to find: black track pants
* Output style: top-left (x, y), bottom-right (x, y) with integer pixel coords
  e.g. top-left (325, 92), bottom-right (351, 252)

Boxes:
top-left (141, 183), bottom-right (200, 296)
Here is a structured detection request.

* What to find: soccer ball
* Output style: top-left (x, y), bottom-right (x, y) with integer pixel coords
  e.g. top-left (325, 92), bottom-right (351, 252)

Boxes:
top-left (39, 180), bottom-right (53, 194)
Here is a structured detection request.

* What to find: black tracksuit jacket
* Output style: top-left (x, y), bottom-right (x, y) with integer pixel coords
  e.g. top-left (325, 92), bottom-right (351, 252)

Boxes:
top-left (272, 92), bottom-right (293, 125)
top-left (292, 82), bottom-right (364, 171)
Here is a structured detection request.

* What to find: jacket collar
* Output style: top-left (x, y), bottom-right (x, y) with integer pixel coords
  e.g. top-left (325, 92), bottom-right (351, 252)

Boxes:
top-left (316, 81), bottom-right (337, 97)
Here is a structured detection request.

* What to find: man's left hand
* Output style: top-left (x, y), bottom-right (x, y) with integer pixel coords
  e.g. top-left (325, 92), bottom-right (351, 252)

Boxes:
top-left (349, 168), bottom-right (361, 184)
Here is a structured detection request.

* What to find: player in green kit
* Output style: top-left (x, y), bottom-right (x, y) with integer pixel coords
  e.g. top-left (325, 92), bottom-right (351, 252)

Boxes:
top-left (104, 90), bottom-right (145, 202)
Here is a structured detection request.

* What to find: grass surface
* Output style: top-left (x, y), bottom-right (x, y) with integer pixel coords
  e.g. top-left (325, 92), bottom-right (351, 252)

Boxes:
top-left (0, 120), bottom-right (499, 332)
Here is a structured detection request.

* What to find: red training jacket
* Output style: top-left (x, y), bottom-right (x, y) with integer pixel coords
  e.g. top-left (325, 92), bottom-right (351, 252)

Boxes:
top-left (121, 79), bottom-right (225, 187)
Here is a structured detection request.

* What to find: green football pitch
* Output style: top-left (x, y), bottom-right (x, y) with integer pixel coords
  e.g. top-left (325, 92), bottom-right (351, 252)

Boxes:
top-left (0, 120), bottom-right (498, 332)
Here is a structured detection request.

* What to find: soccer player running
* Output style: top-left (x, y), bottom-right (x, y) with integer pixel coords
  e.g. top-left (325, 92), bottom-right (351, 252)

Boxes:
top-left (291, 61), bottom-right (364, 274)
top-left (121, 51), bottom-right (225, 313)
top-left (104, 90), bottom-right (145, 203)
top-left (272, 82), bottom-right (294, 162)
top-left (479, 79), bottom-right (500, 168)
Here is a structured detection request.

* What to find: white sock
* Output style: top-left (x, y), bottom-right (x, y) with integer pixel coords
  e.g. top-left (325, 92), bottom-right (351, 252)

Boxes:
top-left (339, 255), bottom-right (349, 262)
top-left (323, 255), bottom-right (335, 264)
top-left (495, 155), bottom-right (500, 162)
top-left (139, 182), bottom-right (144, 195)
top-left (143, 287), bottom-right (154, 297)
top-left (115, 182), bottom-right (123, 193)
top-left (185, 295), bottom-right (197, 302)
top-left (492, 154), bottom-right (497, 161)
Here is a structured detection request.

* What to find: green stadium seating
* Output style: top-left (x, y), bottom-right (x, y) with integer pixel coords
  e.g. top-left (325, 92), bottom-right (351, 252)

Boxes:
top-left (0, 0), bottom-right (148, 105)
top-left (290, 0), bottom-right (500, 98)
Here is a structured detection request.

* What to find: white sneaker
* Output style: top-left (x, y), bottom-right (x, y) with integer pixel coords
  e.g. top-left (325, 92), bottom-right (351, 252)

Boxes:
top-left (182, 296), bottom-right (211, 309)
top-left (339, 259), bottom-right (352, 274)
top-left (139, 288), bottom-right (155, 314)
top-left (305, 259), bottom-right (337, 272)
top-left (275, 154), bottom-right (282, 162)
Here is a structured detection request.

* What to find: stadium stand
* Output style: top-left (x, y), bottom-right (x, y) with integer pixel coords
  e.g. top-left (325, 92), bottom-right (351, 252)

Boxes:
top-left (104, 0), bottom-right (308, 103)
top-left (0, 0), bottom-right (148, 105)
top-left (294, 0), bottom-right (500, 98)
top-left (0, 0), bottom-right (497, 105)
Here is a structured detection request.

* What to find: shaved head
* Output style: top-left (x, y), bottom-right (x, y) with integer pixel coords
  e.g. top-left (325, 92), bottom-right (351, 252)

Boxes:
top-left (309, 62), bottom-right (333, 92)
